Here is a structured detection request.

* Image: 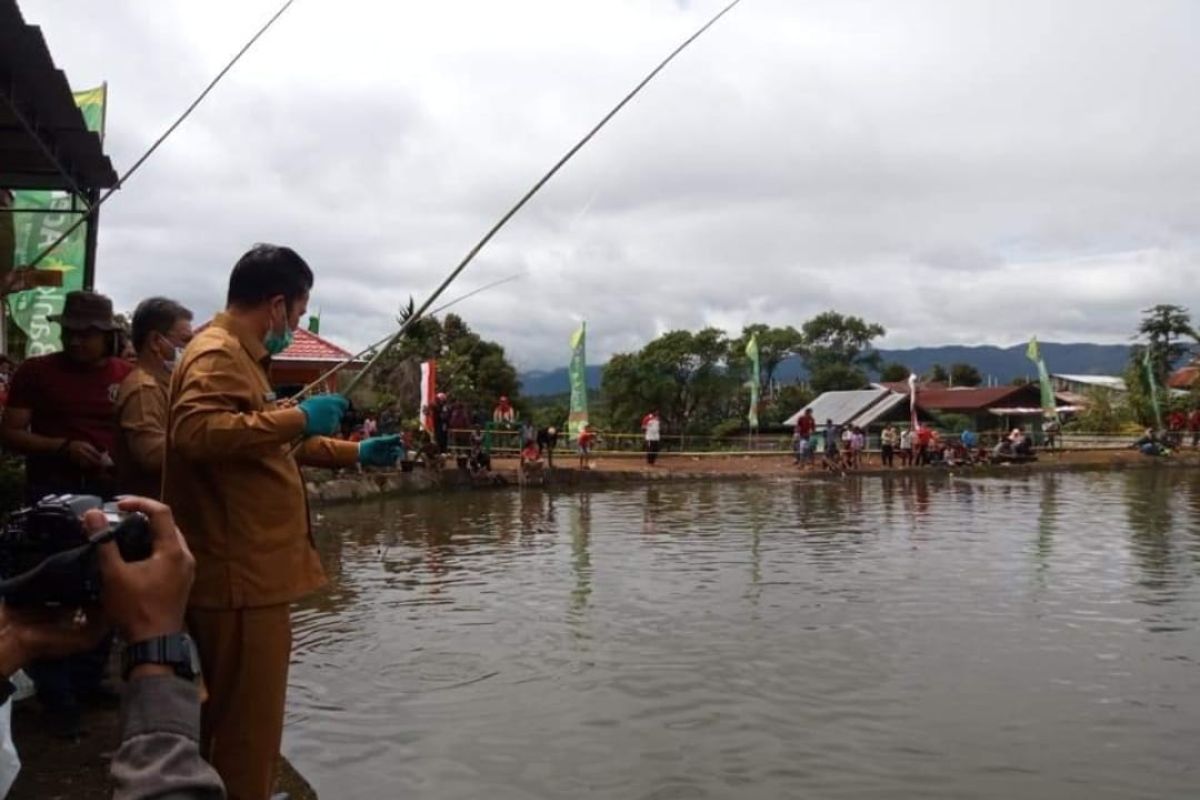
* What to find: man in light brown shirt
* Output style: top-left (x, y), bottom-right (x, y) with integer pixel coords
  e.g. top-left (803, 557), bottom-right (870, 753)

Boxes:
top-left (164, 244), bottom-right (401, 800)
top-left (115, 297), bottom-right (194, 499)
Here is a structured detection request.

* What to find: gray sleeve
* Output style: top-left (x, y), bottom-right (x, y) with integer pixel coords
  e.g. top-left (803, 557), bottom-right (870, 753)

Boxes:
top-left (111, 675), bottom-right (226, 800)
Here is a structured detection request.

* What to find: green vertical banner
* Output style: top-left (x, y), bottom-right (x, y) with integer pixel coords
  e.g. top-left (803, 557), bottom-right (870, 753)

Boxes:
top-left (1025, 336), bottom-right (1058, 421)
top-left (1143, 348), bottom-right (1163, 429)
top-left (567, 322), bottom-right (588, 438)
top-left (308, 309), bottom-right (321, 334)
top-left (745, 332), bottom-right (760, 430)
top-left (8, 86), bottom-right (106, 357)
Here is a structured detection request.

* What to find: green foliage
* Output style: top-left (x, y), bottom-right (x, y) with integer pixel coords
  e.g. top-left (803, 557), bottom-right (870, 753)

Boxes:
top-left (602, 328), bottom-right (739, 434)
top-left (927, 363), bottom-right (949, 383)
top-left (1135, 304), bottom-right (1197, 384)
top-left (799, 311), bottom-right (885, 376)
top-left (949, 362), bottom-right (983, 387)
top-left (935, 413), bottom-right (974, 433)
top-left (728, 324), bottom-right (804, 390)
top-left (370, 312), bottom-right (519, 420)
top-left (709, 417), bottom-right (745, 439)
top-left (878, 362), bottom-right (911, 382)
top-left (809, 363), bottom-right (869, 393)
top-left (1068, 385), bottom-right (1136, 433)
top-left (599, 310), bottom-right (885, 433)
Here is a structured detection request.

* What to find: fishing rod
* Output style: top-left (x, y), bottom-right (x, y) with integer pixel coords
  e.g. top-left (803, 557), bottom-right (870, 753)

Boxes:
top-left (296, 273), bottom-right (523, 395)
top-left (21, 0), bottom-right (298, 272)
top-left (300, 0), bottom-right (746, 402)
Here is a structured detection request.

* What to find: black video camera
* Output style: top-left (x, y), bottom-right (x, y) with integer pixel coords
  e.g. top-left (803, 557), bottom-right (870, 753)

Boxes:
top-left (0, 495), bottom-right (152, 607)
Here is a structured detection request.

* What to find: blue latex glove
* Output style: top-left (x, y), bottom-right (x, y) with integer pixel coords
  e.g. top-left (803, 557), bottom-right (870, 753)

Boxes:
top-left (298, 394), bottom-right (348, 437)
top-left (358, 435), bottom-right (405, 466)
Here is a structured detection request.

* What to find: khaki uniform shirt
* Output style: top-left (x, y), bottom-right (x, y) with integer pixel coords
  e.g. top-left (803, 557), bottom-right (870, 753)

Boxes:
top-left (115, 363), bottom-right (170, 499)
top-left (163, 313), bottom-right (358, 609)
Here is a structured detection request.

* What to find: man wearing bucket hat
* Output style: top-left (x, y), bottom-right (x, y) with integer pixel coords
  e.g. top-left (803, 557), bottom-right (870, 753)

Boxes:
top-left (0, 289), bottom-right (132, 737)
top-left (1, 289), bottom-right (131, 502)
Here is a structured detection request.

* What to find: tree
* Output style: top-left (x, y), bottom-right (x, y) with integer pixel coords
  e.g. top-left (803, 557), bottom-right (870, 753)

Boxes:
top-left (601, 328), bottom-right (739, 434)
top-left (926, 363), bottom-right (949, 383)
top-left (879, 362), bottom-right (911, 383)
top-left (949, 362), bottom-right (983, 387)
top-left (728, 324), bottom-right (804, 395)
top-left (370, 311), bottom-right (520, 421)
top-left (1135, 304), bottom-right (1197, 386)
top-left (797, 311), bottom-right (885, 391)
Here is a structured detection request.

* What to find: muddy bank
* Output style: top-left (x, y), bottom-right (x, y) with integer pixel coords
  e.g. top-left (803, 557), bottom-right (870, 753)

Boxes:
top-left (306, 448), bottom-right (1199, 504)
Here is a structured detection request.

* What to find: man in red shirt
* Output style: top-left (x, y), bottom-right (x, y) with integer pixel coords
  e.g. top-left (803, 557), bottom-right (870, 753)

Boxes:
top-left (0, 290), bottom-right (131, 736)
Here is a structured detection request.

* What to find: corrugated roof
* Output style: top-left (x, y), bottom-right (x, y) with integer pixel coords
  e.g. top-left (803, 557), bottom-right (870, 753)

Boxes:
top-left (0, 0), bottom-right (118, 190)
top-left (914, 385), bottom-right (1039, 412)
top-left (1052, 374), bottom-right (1127, 391)
top-left (784, 388), bottom-right (893, 427)
top-left (853, 391), bottom-right (909, 427)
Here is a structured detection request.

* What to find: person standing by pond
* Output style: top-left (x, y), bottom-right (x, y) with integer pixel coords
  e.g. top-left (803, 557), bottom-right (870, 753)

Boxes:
top-left (643, 410), bottom-right (662, 465)
top-left (899, 426), bottom-right (913, 467)
top-left (880, 424), bottom-right (897, 468)
top-left (164, 244), bottom-right (403, 800)
top-left (578, 423), bottom-right (598, 470)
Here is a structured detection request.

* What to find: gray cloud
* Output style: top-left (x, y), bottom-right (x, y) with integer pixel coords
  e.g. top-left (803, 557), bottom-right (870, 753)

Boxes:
top-left (19, 0), bottom-right (1200, 372)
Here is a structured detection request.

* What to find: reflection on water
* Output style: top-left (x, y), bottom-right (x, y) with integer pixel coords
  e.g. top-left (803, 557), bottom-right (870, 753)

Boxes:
top-left (286, 470), bottom-right (1200, 800)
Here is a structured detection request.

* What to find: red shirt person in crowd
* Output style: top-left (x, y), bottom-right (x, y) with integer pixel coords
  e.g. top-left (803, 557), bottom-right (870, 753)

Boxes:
top-left (795, 408), bottom-right (816, 438)
top-left (1, 290), bottom-right (132, 502)
top-left (0, 290), bottom-right (132, 737)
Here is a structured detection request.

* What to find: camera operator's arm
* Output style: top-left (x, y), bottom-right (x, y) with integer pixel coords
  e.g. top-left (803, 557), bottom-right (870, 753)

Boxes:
top-left (91, 499), bottom-right (226, 800)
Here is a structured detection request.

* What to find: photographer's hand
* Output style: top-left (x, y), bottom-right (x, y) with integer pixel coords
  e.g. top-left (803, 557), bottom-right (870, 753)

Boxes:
top-left (0, 605), bottom-right (108, 679)
top-left (90, 497), bottom-right (195, 644)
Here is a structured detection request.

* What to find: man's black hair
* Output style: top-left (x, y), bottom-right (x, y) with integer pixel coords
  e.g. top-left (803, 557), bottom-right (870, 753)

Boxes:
top-left (131, 297), bottom-right (193, 351)
top-left (226, 244), bottom-right (313, 309)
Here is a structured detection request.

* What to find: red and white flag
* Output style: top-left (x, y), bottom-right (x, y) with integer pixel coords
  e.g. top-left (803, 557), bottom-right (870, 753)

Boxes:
top-left (420, 360), bottom-right (437, 434)
top-left (908, 373), bottom-right (919, 431)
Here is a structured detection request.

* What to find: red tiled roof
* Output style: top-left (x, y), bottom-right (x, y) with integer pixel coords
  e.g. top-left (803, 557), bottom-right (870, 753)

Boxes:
top-left (274, 327), bottom-right (357, 363)
top-left (194, 321), bottom-right (360, 364)
top-left (1168, 366), bottom-right (1200, 390)
top-left (914, 385), bottom-right (1040, 412)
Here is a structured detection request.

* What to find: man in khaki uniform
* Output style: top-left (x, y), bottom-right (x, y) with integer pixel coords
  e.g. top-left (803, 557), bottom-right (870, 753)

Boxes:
top-left (164, 245), bottom-right (402, 800)
top-left (115, 297), bottom-right (194, 499)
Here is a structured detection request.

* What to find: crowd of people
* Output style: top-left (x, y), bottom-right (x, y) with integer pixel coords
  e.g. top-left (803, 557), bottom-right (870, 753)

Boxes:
top-left (789, 408), bottom-right (1045, 473)
top-left (0, 244), bottom-right (407, 799)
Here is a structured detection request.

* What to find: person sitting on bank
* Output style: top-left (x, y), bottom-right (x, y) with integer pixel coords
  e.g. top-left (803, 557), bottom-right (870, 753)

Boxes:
top-left (0, 290), bottom-right (132, 737)
top-left (115, 297), bottom-right (194, 500)
top-left (1133, 428), bottom-right (1167, 457)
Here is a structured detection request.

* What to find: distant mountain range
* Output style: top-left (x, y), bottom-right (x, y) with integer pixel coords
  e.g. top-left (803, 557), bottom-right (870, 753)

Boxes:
top-left (518, 342), bottom-right (1132, 397)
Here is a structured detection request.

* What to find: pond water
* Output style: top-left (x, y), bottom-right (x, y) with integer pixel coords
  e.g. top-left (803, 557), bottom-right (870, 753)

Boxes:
top-left (284, 470), bottom-right (1200, 799)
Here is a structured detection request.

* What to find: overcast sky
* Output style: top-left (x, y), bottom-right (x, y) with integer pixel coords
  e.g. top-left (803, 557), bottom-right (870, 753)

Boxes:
top-left (20, 0), bottom-right (1200, 370)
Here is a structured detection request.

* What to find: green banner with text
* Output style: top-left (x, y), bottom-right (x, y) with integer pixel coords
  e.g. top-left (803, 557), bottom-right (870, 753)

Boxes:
top-left (8, 86), bottom-right (106, 356)
top-left (568, 322), bottom-right (588, 438)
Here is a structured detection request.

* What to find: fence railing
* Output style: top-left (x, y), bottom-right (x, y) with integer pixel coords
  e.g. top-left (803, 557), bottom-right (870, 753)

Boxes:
top-left (436, 427), bottom-right (1149, 456)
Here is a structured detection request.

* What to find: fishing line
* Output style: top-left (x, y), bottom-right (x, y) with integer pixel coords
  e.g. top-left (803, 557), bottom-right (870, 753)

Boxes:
top-left (23, 0), bottom-right (299, 271)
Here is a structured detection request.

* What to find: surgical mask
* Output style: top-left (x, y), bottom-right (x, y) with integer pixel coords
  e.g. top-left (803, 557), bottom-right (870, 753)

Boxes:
top-left (164, 345), bottom-right (185, 373)
top-left (263, 308), bottom-right (293, 356)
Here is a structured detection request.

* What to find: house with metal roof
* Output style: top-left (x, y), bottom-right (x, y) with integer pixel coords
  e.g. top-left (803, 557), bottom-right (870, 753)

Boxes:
top-left (784, 388), bottom-right (932, 430)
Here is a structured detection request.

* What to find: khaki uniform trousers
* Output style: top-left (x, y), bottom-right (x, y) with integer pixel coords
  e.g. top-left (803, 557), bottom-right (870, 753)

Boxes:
top-left (188, 604), bottom-right (292, 800)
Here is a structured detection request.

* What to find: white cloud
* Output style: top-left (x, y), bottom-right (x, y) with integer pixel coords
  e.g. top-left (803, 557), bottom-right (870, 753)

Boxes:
top-left (19, 0), bottom-right (1200, 369)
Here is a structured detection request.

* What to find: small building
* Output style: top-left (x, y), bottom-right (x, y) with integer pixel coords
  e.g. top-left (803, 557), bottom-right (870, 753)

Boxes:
top-left (784, 388), bottom-right (933, 433)
top-left (914, 385), bottom-right (1064, 432)
top-left (1051, 373), bottom-right (1127, 396)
